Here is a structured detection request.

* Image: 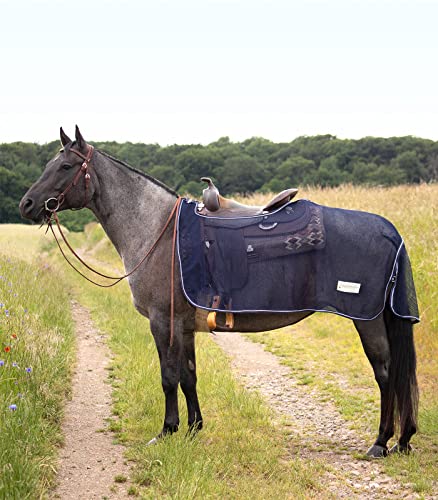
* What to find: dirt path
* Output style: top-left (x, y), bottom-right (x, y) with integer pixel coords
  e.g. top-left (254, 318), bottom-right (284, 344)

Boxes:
top-left (213, 330), bottom-right (421, 500)
top-left (53, 300), bottom-right (131, 500)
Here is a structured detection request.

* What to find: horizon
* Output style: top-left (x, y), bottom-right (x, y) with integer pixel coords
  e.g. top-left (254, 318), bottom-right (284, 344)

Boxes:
top-left (1, 131), bottom-right (437, 148)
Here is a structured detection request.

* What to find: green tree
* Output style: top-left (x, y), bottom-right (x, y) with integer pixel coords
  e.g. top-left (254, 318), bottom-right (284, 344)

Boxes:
top-left (219, 154), bottom-right (266, 194)
top-left (58, 210), bottom-right (97, 232)
top-left (275, 156), bottom-right (316, 185)
top-left (179, 180), bottom-right (203, 197)
top-left (175, 147), bottom-right (224, 182)
top-left (241, 137), bottom-right (277, 164)
top-left (391, 151), bottom-right (425, 183)
top-left (0, 167), bottom-right (27, 223)
top-left (259, 177), bottom-right (287, 193)
top-left (351, 160), bottom-right (379, 184)
top-left (365, 164), bottom-right (407, 185)
top-left (148, 165), bottom-right (185, 190)
top-left (315, 156), bottom-right (347, 187)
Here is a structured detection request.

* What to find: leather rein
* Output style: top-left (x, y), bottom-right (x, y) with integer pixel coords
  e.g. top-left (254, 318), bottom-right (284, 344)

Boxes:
top-left (45, 145), bottom-right (181, 346)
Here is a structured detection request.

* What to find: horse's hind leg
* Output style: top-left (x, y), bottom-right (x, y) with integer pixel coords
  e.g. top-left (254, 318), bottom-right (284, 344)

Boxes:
top-left (353, 315), bottom-right (394, 457)
top-left (180, 330), bottom-right (203, 433)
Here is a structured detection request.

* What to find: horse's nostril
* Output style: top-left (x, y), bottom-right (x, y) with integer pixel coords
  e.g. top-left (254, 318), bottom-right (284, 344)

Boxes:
top-left (21, 197), bottom-right (34, 215)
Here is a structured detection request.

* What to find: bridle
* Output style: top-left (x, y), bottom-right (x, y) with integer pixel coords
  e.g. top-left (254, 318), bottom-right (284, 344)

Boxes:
top-left (44, 144), bottom-right (182, 346)
top-left (45, 145), bottom-right (94, 214)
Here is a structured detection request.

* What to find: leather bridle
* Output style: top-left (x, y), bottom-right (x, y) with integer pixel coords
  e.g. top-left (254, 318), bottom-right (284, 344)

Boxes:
top-left (45, 145), bottom-right (94, 214)
top-left (44, 144), bottom-right (182, 346)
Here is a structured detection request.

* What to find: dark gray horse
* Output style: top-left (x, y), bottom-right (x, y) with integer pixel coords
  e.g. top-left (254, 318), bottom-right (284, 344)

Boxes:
top-left (19, 126), bottom-right (418, 457)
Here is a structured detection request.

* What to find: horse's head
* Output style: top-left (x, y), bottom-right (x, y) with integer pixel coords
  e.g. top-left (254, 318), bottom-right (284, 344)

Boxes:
top-left (19, 126), bottom-right (96, 222)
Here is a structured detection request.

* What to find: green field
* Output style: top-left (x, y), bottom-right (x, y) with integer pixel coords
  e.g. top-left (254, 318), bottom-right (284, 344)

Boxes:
top-left (0, 184), bottom-right (437, 498)
top-left (0, 227), bottom-right (74, 498)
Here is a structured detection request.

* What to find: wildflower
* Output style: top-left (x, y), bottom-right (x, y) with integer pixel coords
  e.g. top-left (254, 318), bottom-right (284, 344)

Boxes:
top-left (4, 346), bottom-right (11, 353)
top-left (9, 404), bottom-right (17, 411)
top-left (11, 334), bottom-right (17, 339)
top-left (0, 360), bottom-right (4, 366)
top-left (0, 303), bottom-right (4, 308)
top-left (25, 367), bottom-right (32, 373)
top-left (5, 310), bottom-right (10, 317)
top-left (12, 362), bottom-right (18, 368)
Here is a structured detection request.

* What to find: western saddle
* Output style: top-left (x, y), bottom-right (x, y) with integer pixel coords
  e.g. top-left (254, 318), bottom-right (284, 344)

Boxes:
top-left (197, 177), bottom-right (299, 331)
top-left (198, 177), bottom-right (298, 217)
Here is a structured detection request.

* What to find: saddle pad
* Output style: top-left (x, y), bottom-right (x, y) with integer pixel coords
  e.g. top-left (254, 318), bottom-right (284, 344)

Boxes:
top-left (177, 198), bottom-right (419, 322)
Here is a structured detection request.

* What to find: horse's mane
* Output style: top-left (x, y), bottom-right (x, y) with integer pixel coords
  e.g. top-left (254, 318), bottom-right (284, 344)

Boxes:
top-left (96, 149), bottom-right (178, 197)
top-left (59, 142), bottom-right (175, 198)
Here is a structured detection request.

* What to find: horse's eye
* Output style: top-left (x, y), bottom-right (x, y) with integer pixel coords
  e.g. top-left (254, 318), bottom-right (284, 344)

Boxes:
top-left (62, 163), bottom-right (73, 170)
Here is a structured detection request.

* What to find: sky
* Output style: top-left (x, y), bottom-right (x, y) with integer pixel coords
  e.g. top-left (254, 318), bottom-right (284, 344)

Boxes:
top-left (1, 0), bottom-right (437, 145)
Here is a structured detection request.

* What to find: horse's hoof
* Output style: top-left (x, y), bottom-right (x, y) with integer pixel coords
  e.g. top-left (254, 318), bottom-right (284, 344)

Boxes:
top-left (389, 443), bottom-right (413, 455)
top-left (366, 444), bottom-right (388, 458)
top-left (187, 420), bottom-right (203, 436)
top-left (146, 436), bottom-right (159, 446)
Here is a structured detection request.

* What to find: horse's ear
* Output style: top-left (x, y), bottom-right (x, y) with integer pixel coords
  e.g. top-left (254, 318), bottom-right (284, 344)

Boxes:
top-left (75, 125), bottom-right (86, 149)
top-left (60, 127), bottom-right (71, 146)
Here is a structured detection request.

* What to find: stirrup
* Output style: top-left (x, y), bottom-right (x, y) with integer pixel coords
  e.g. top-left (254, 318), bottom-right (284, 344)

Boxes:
top-left (206, 311), bottom-right (235, 330)
top-left (206, 296), bottom-right (234, 330)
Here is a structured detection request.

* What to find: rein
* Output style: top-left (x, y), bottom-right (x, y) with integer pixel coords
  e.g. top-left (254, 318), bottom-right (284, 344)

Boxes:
top-left (45, 145), bottom-right (182, 346)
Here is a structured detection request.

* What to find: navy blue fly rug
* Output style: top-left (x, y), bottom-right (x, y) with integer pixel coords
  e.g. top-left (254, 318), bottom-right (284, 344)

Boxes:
top-left (177, 198), bottom-right (419, 322)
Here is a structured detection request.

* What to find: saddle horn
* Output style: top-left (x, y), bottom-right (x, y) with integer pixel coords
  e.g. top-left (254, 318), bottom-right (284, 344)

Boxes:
top-left (201, 177), bottom-right (220, 212)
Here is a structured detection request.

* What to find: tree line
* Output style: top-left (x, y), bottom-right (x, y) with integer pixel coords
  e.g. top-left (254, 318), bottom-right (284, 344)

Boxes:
top-left (1, 134), bottom-right (437, 230)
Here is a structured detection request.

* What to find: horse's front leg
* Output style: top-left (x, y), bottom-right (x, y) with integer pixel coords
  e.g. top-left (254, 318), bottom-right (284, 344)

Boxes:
top-left (148, 313), bottom-right (183, 444)
top-left (181, 329), bottom-right (203, 433)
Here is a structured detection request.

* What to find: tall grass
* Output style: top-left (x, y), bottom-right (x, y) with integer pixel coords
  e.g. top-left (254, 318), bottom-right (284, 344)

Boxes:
top-left (0, 252), bottom-right (74, 498)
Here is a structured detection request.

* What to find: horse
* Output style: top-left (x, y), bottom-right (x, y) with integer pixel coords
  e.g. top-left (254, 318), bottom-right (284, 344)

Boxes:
top-left (19, 126), bottom-right (419, 457)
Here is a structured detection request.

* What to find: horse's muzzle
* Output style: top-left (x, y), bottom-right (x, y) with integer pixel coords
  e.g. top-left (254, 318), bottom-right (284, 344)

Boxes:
top-left (19, 196), bottom-right (45, 222)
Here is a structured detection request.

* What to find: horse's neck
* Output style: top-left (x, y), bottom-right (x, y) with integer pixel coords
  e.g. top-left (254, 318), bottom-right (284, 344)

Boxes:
top-left (89, 153), bottom-right (176, 265)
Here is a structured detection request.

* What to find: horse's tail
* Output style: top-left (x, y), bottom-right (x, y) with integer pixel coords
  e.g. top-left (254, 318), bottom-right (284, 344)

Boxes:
top-left (383, 306), bottom-right (419, 443)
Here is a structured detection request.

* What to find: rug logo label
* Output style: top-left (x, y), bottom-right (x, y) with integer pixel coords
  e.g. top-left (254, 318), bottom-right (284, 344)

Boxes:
top-left (337, 281), bottom-right (361, 294)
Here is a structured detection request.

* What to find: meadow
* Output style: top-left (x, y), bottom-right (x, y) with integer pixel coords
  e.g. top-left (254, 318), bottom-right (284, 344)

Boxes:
top-left (0, 227), bottom-right (75, 498)
top-left (0, 184), bottom-right (436, 498)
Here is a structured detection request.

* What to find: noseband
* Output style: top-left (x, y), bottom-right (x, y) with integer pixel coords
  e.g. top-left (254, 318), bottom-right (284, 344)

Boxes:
top-left (44, 145), bottom-right (94, 215)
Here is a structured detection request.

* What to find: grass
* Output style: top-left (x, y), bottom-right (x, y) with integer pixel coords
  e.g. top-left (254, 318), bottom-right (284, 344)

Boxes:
top-left (0, 224), bottom-right (52, 262)
top-left (0, 251), bottom-right (74, 498)
top-left (0, 183), bottom-right (436, 497)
